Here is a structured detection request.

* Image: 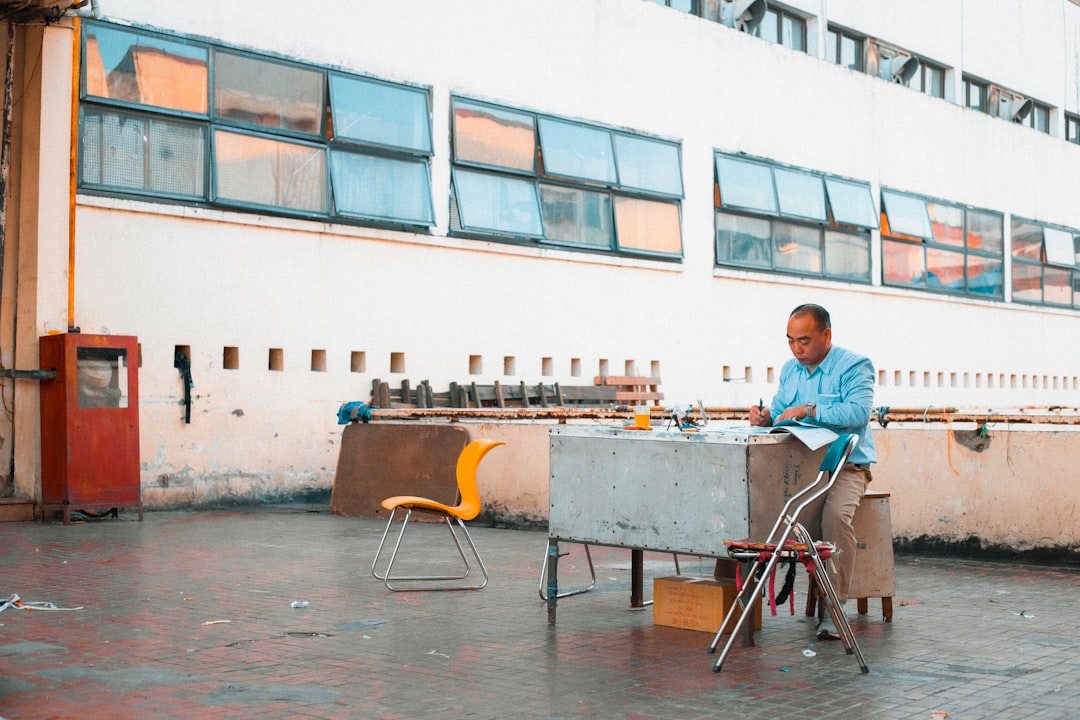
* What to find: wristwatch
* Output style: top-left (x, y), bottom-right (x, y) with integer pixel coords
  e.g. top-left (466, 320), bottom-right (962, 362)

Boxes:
top-left (805, 403), bottom-right (816, 419)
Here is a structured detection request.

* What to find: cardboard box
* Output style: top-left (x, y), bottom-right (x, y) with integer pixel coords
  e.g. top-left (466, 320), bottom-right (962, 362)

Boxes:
top-left (653, 576), bottom-right (762, 634)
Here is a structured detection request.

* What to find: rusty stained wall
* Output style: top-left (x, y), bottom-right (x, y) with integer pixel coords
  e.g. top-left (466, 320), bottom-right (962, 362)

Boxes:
top-left (872, 425), bottom-right (1079, 555)
top-left (141, 419), bottom-right (1080, 557)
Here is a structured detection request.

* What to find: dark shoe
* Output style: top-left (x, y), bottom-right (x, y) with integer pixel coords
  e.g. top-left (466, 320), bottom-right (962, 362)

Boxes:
top-left (817, 617), bottom-right (841, 640)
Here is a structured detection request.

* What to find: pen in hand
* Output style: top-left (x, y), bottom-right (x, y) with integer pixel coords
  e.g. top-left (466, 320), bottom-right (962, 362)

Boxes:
top-left (757, 398), bottom-right (764, 425)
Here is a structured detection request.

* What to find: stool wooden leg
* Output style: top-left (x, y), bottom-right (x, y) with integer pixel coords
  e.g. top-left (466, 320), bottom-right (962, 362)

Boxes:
top-left (882, 597), bottom-right (893, 622)
top-left (857, 597), bottom-right (868, 615)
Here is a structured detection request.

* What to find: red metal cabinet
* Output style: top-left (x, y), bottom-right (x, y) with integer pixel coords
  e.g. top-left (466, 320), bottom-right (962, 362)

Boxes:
top-left (39, 333), bottom-right (142, 524)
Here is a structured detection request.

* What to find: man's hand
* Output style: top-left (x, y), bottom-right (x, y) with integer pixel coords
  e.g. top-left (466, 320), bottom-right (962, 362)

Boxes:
top-left (748, 404), bottom-right (771, 427)
top-left (775, 405), bottom-right (809, 423)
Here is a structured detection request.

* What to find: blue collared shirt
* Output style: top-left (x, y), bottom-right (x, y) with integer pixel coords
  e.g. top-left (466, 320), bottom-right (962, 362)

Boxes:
top-left (769, 344), bottom-right (876, 465)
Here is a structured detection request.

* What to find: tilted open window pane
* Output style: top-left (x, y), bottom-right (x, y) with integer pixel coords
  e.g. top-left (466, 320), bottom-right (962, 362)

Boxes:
top-left (81, 108), bottom-right (206, 197)
top-left (716, 155), bottom-right (777, 215)
top-left (213, 130), bottom-right (326, 213)
top-left (613, 134), bottom-right (683, 196)
top-left (538, 118), bottom-right (616, 184)
top-left (539, 184), bottom-right (613, 248)
top-left (773, 222), bottom-right (822, 273)
top-left (824, 230), bottom-right (870, 281)
top-left (453, 169), bottom-right (543, 237)
top-left (774, 168), bottom-right (826, 221)
top-left (330, 75), bottom-right (431, 154)
top-left (716, 213), bottom-right (771, 268)
top-left (453, 101), bottom-right (535, 171)
top-left (882, 190), bottom-right (932, 239)
top-left (1043, 227), bottom-right (1076, 268)
top-left (330, 151), bottom-right (433, 225)
top-left (84, 23), bottom-right (208, 114)
top-left (614, 197), bottom-right (681, 255)
top-left (214, 51), bottom-right (323, 135)
top-left (824, 178), bottom-right (877, 228)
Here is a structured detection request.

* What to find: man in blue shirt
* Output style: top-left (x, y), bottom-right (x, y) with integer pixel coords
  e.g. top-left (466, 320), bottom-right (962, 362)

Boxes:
top-left (748, 303), bottom-right (876, 640)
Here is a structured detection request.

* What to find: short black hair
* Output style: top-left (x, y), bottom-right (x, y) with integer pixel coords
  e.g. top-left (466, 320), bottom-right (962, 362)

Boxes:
top-left (790, 303), bottom-right (831, 330)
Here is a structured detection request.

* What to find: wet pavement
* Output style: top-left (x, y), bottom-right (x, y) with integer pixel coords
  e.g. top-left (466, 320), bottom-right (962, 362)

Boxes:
top-left (2, 505), bottom-right (1079, 719)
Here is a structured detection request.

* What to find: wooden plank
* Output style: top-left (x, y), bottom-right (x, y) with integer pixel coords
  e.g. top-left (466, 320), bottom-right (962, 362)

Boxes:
top-left (594, 375), bottom-right (662, 386)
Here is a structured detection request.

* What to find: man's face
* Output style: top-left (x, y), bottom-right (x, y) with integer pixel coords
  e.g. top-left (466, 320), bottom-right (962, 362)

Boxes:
top-left (786, 313), bottom-right (832, 367)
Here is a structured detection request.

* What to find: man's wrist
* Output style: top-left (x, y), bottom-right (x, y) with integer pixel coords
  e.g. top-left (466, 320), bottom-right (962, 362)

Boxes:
top-left (805, 403), bottom-right (816, 419)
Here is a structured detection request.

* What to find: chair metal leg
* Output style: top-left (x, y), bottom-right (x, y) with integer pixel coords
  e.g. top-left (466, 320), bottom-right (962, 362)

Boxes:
top-left (708, 536), bottom-right (791, 672)
top-left (538, 543), bottom-right (596, 600)
top-left (793, 523), bottom-right (868, 673)
top-left (371, 507), bottom-right (489, 591)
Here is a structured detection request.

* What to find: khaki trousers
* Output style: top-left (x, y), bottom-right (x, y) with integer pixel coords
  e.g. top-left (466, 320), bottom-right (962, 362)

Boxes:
top-left (820, 464), bottom-right (872, 604)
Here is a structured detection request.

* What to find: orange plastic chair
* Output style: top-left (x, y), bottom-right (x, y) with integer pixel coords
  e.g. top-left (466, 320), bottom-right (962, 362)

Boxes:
top-left (371, 438), bottom-right (504, 591)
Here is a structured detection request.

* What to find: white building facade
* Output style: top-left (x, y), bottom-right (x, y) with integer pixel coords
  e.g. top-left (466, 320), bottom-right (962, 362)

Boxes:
top-left (2, 0), bottom-right (1079, 512)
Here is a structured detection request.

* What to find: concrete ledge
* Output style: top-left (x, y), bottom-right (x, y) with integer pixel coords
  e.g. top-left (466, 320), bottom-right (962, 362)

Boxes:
top-left (0, 497), bottom-right (35, 523)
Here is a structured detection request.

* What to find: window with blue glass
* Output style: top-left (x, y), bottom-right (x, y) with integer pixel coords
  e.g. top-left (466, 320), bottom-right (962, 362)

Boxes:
top-left (714, 152), bottom-right (875, 281)
top-left (1011, 218), bottom-right (1079, 308)
top-left (881, 189), bottom-right (1004, 299)
top-left (78, 20), bottom-right (434, 228)
top-left (450, 97), bottom-right (683, 258)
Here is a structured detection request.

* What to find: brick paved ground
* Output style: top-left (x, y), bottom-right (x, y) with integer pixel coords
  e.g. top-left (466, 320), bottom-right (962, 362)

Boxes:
top-left (2, 506), bottom-right (1079, 719)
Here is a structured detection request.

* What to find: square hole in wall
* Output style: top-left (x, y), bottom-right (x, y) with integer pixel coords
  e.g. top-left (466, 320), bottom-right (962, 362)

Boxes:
top-left (311, 349), bottom-right (326, 372)
top-left (570, 358), bottom-right (581, 377)
top-left (624, 360), bottom-right (636, 376)
top-left (351, 351), bottom-right (366, 373)
top-left (223, 346), bottom-right (239, 370)
top-left (469, 355), bottom-right (482, 375)
top-left (504, 356), bottom-right (516, 376)
top-left (650, 361), bottom-right (661, 379)
top-left (269, 348), bottom-right (284, 372)
top-left (175, 345), bottom-right (191, 373)
top-left (390, 352), bottom-right (405, 374)
top-left (542, 357), bottom-right (553, 376)
top-left (598, 359), bottom-right (609, 377)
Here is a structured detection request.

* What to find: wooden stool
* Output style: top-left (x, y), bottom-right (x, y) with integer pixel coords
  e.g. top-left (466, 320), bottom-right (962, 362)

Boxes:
top-left (806, 490), bottom-right (895, 621)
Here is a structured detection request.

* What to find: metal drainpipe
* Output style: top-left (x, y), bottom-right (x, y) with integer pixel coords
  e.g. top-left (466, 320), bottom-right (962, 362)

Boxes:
top-left (68, 15), bottom-right (80, 331)
top-left (0, 21), bottom-right (14, 322)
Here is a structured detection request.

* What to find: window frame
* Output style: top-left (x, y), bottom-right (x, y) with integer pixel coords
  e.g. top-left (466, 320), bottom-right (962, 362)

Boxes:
top-left (1067, 113), bottom-right (1080, 145)
top-left (760, 5), bottom-right (807, 53)
top-left (963, 75), bottom-right (988, 112)
top-left (77, 19), bottom-right (436, 230)
top-left (714, 151), bottom-right (874, 283)
top-left (450, 96), bottom-right (684, 260)
top-left (1011, 217), bottom-right (1080, 309)
top-left (880, 188), bottom-right (1005, 300)
top-left (826, 26), bottom-right (865, 72)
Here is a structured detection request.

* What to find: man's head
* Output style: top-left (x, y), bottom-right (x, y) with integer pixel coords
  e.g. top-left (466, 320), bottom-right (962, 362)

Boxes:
top-left (786, 304), bottom-right (832, 367)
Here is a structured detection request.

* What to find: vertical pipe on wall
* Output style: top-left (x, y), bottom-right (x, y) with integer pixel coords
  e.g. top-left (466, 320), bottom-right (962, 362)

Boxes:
top-left (0, 21), bottom-right (14, 316)
top-left (67, 17), bottom-right (79, 331)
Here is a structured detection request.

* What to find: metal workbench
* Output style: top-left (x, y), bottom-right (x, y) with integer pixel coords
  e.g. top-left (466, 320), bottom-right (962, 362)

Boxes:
top-left (545, 424), bottom-right (829, 622)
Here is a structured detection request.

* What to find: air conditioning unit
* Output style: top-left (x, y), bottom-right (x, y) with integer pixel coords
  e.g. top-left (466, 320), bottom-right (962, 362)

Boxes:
top-left (865, 40), bottom-right (920, 85)
top-left (988, 86), bottom-right (1034, 123)
top-left (720, 0), bottom-right (767, 35)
